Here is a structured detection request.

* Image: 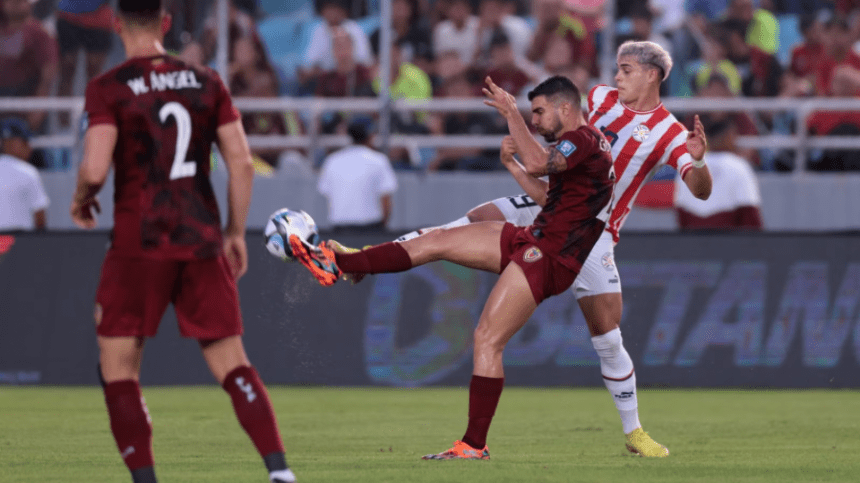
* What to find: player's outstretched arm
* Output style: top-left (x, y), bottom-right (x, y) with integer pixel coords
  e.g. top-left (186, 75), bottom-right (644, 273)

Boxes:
top-left (500, 135), bottom-right (548, 206)
top-left (217, 119), bottom-right (255, 279)
top-left (483, 76), bottom-right (552, 176)
top-left (71, 124), bottom-right (117, 229)
top-left (683, 114), bottom-right (713, 200)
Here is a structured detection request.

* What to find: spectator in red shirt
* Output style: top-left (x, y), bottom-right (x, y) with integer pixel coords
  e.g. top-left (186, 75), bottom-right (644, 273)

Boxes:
top-left (807, 69), bottom-right (860, 171)
top-left (483, 30), bottom-right (533, 97)
top-left (229, 36), bottom-right (296, 170)
top-left (55, 0), bottom-right (113, 128)
top-left (815, 15), bottom-right (860, 96)
top-left (313, 26), bottom-right (376, 135)
top-left (694, 72), bottom-right (762, 167)
top-left (722, 18), bottom-right (782, 97)
top-left (526, 0), bottom-right (598, 77)
top-left (0, 0), bottom-right (58, 132)
top-left (790, 13), bottom-right (825, 80)
top-left (314, 26), bottom-right (375, 98)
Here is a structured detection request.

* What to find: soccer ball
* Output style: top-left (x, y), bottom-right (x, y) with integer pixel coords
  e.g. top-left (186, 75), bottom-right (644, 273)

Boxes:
top-left (264, 208), bottom-right (320, 261)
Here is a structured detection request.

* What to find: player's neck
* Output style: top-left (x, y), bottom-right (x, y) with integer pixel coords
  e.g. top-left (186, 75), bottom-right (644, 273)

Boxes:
top-left (622, 90), bottom-right (661, 113)
top-left (123, 36), bottom-right (167, 60)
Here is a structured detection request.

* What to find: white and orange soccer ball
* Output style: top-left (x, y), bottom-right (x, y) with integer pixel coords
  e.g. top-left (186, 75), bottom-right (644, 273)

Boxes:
top-left (264, 208), bottom-right (320, 262)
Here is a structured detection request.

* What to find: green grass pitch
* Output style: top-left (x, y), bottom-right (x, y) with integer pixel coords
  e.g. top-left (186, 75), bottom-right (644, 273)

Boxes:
top-left (1, 387), bottom-right (858, 482)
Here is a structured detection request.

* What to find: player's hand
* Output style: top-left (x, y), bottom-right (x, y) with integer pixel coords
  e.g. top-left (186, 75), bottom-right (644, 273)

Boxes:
top-left (483, 76), bottom-right (518, 120)
top-left (70, 197), bottom-right (101, 229)
top-left (500, 135), bottom-right (518, 165)
top-left (687, 114), bottom-right (708, 162)
top-left (223, 233), bottom-right (248, 280)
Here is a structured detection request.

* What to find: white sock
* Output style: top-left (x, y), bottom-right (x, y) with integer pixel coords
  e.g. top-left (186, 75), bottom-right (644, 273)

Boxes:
top-left (394, 216), bottom-right (471, 242)
top-left (591, 328), bottom-right (641, 434)
top-left (270, 468), bottom-right (296, 483)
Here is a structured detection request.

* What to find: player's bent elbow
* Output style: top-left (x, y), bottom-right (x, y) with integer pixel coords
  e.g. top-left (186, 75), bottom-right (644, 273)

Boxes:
top-left (694, 186), bottom-right (712, 200)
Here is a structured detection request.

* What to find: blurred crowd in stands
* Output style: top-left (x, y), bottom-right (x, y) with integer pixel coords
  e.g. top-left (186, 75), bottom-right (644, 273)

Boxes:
top-left (2, 0), bottom-right (860, 173)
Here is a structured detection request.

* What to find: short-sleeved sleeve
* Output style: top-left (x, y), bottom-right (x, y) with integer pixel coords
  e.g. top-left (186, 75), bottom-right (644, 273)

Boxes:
top-left (84, 80), bottom-right (115, 127)
top-left (375, 153), bottom-right (398, 195)
top-left (212, 73), bottom-right (241, 127)
top-left (27, 170), bottom-right (50, 212)
top-left (663, 125), bottom-right (694, 178)
top-left (554, 128), bottom-right (599, 170)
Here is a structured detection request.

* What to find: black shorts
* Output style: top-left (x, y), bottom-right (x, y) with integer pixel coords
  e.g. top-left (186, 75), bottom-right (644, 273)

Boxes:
top-left (56, 16), bottom-right (113, 54)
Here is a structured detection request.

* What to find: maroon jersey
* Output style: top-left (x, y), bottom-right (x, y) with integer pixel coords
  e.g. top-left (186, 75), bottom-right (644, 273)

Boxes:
top-left (85, 55), bottom-right (240, 260)
top-left (526, 125), bottom-right (614, 271)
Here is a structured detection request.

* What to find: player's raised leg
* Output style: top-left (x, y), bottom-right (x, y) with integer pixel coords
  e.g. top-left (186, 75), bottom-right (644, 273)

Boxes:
top-left (98, 336), bottom-right (157, 483)
top-left (292, 222), bottom-right (507, 285)
top-left (424, 262), bottom-right (538, 460)
top-left (200, 336), bottom-right (297, 483)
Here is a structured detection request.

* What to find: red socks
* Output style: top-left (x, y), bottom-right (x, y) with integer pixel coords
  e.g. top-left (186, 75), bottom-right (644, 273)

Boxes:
top-left (335, 242), bottom-right (413, 274)
top-left (222, 366), bottom-right (285, 457)
top-left (103, 380), bottom-right (154, 472)
top-left (462, 375), bottom-right (505, 449)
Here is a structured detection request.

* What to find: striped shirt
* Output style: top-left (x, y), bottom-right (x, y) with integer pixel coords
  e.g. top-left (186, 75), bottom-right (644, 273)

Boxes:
top-left (587, 85), bottom-right (694, 243)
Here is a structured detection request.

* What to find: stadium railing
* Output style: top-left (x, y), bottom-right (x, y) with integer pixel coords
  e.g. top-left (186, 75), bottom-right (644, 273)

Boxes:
top-left (3, 96), bottom-right (860, 174)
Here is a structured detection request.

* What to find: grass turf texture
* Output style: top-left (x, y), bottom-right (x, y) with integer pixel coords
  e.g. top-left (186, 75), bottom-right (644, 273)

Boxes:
top-left (1, 387), bottom-right (857, 482)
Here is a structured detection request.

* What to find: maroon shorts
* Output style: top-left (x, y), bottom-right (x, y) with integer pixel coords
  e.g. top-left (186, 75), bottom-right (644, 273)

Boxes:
top-left (94, 251), bottom-right (243, 339)
top-left (498, 223), bottom-right (579, 304)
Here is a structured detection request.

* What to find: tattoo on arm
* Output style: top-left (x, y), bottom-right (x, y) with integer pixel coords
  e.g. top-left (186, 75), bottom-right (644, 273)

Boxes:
top-left (545, 149), bottom-right (567, 175)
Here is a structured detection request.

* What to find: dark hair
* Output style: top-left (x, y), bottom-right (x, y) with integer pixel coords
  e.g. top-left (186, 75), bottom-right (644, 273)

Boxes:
top-left (118, 0), bottom-right (162, 22)
top-left (702, 116), bottom-right (734, 139)
top-left (721, 19), bottom-right (748, 39)
top-left (348, 119), bottom-right (373, 144)
top-left (527, 75), bottom-right (581, 105)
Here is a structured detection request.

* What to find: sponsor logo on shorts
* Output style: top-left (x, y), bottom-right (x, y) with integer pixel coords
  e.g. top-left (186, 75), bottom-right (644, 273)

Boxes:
top-left (523, 247), bottom-right (543, 263)
top-left (556, 140), bottom-right (576, 157)
top-left (601, 252), bottom-right (615, 271)
top-left (609, 278), bottom-right (619, 284)
top-left (94, 303), bottom-right (102, 326)
top-left (632, 124), bottom-right (651, 142)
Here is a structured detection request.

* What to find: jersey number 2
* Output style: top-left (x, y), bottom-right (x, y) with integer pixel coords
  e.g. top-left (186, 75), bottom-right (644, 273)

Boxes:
top-left (159, 102), bottom-right (196, 180)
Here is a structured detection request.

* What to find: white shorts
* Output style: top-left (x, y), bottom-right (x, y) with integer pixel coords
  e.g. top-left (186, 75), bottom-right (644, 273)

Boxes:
top-left (491, 194), bottom-right (543, 227)
top-left (571, 230), bottom-right (621, 299)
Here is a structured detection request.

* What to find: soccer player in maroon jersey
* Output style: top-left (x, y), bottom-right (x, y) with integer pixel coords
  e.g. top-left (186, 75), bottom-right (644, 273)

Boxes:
top-left (291, 75), bottom-right (616, 460)
top-left (69, 2), bottom-right (295, 482)
top-left (395, 41), bottom-right (711, 458)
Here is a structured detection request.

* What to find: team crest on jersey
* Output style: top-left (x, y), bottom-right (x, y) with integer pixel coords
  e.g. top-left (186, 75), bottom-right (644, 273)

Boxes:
top-left (632, 124), bottom-right (650, 142)
top-left (556, 140), bottom-right (576, 157)
top-left (524, 247), bottom-right (543, 263)
top-left (601, 252), bottom-right (615, 271)
top-left (599, 137), bottom-right (611, 152)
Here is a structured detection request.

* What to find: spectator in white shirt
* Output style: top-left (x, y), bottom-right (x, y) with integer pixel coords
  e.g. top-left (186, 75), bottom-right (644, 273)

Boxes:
top-left (675, 118), bottom-right (763, 230)
top-left (433, 0), bottom-right (480, 65)
top-left (317, 120), bottom-right (398, 232)
top-left (300, 0), bottom-right (374, 85)
top-left (0, 118), bottom-right (48, 231)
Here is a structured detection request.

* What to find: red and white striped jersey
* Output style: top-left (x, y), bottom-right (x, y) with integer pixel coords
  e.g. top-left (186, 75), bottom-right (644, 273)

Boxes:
top-left (587, 84), bottom-right (694, 243)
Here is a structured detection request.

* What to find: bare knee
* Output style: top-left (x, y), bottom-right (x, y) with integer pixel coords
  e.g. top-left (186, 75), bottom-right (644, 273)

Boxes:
top-left (473, 323), bottom-right (506, 356)
top-left (200, 336), bottom-right (251, 384)
top-left (98, 336), bottom-right (145, 383)
top-left (466, 202), bottom-right (504, 223)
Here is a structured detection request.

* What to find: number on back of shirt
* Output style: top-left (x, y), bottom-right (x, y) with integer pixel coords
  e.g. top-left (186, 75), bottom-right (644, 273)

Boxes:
top-left (508, 194), bottom-right (537, 209)
top-left (159, 102), bottom-right (196, 180)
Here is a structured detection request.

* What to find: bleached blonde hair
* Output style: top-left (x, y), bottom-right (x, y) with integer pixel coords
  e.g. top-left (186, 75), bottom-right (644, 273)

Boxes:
top-left (617, 41), bottom-right (673, 81)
